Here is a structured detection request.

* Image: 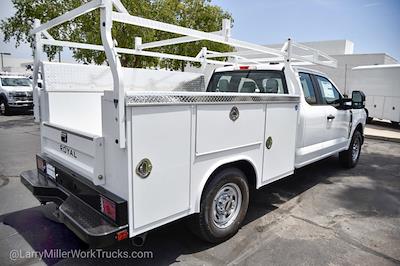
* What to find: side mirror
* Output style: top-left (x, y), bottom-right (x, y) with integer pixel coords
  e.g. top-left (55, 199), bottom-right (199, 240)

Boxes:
top-left (38, 82), bottom-right (42, 89)
top-left (351, 90), bottom-right (365, 109)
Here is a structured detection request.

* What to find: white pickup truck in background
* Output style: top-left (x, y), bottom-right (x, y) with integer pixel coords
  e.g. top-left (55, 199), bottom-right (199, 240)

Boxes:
top-left (20, 0), bottom-right (366, 247)
top-left (0, 73), bottom-right (33, 115)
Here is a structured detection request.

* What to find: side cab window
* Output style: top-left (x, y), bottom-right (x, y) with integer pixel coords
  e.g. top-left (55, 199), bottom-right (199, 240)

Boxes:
top-left (299, 72), bottom-right (317, 105)
top-left (314, 75), bottom-right (342, 108)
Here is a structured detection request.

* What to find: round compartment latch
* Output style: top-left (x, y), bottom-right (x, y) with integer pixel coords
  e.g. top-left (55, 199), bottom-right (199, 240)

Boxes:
top-left (266, 136), bottom-right (273, 149)
top-left (230, 106), bottom-right (239, 121)
top-left (136, 158), bottom-right (152, 178)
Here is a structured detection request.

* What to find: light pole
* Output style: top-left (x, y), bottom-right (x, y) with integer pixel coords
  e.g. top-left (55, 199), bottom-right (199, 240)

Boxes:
top-left (0, 52), bottom-right (11, 71)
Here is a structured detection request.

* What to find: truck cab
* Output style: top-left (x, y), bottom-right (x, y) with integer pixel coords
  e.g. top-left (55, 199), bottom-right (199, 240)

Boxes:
top-left (0, 73), bottom-right (33, 115)
top-left (207, 64), bottom-right (367, 169)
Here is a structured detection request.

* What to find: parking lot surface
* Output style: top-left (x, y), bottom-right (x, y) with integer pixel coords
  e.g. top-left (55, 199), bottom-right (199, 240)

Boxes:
top-left (0, 115), bottom-right (399, 265)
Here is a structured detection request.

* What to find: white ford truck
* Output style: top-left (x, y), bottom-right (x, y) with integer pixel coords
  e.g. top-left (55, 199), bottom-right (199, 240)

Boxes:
top-left (20, 0), bottom-right (366, 246)
top-left (0, 73), bottom-right (33, 115)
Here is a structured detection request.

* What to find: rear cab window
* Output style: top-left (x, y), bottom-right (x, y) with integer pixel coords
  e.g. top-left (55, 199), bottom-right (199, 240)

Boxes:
top-left (207, 70), bottom-right (288, 94)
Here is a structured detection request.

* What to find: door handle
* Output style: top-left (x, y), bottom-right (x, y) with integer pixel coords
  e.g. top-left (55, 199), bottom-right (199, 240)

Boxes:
top-left (327, 114), bottom-right (335, 120)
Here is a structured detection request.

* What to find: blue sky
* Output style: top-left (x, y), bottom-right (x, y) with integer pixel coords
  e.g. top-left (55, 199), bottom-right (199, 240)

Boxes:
top-left (0, 0), bottom-right (399, 61)
top-left (212, 0), bottom-right (400, 60)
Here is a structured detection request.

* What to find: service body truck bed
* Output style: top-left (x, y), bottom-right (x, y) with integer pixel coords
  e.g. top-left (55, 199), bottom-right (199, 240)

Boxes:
top-left (21, 0), bottom-right (366, 246)
top-left (349, 64), bottom-right (400, 124)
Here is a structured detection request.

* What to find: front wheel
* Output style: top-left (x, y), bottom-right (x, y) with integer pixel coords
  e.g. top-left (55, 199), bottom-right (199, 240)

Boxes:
top-left (339, 130), bottom-right (363, 168)
top-left (390, 121), bottom-right (399, 127)
top-left (0, 99), bottom-right (10, 116)
top-left (189, 167), bottom-right (249, 243)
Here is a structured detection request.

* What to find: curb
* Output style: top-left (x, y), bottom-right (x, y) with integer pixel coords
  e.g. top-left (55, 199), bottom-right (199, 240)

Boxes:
top-left (365, 134), bottom-right (400, 143)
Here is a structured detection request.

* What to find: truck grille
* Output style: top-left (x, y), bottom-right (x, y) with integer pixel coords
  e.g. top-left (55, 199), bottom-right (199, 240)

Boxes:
top-left (12, 91), bottom-right (33, 102)
top-left (14, 96), bottom-right (33, 101)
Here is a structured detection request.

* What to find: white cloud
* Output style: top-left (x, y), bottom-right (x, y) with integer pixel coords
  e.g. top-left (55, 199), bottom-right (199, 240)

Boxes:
top-left (364, 2), bottom-right (382, 8)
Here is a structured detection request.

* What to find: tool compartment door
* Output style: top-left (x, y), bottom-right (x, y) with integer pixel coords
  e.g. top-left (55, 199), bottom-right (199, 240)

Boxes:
top-left (40, 123), bottom-right (105, 186)
top-left (263, 103), bottom-right (298, 182)
top-left (383, 97), bottom-right (400, 122)
top-left (196, 104), bottom-right (265, 155)
top-left (130, 106), bottom-right (191, 229)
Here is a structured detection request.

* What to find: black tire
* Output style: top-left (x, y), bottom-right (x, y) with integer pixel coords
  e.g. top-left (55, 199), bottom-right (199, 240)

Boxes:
top-left (339, 130), bottom-right (363, 168)
top-left (390, 121), bottom-right (399, 127)
top-left (0, 98), bottom-right (10, 116)
top-left (189, 167), bottom-right (249, 243)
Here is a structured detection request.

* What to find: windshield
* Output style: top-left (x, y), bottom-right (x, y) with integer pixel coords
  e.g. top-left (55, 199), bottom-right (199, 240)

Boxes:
top-left (207, 70), bottom-right (288, 94)
top-left (1, 78), bottom-right (31, 87)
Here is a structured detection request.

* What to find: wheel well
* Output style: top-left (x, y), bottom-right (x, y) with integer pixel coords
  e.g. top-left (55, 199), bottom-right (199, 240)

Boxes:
top-left (355, 123), bottom-right (364, 144)
top-left (205, 160), bottom-right (257, 192)
top-left (0, 93), bottom-right (6, 101)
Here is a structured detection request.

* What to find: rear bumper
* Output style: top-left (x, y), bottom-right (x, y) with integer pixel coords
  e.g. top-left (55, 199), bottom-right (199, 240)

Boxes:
top-left (20, 170), bottom-right (129, 247)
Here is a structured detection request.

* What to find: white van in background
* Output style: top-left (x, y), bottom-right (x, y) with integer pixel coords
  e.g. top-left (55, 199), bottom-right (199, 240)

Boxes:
top-left (350, 64), bottom-right (400, 125)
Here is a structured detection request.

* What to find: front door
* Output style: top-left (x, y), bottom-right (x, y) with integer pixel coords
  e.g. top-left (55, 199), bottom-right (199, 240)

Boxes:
top-left (296, 72), bottom-right (350, 167)
top-left (313, 75), bottom-right (351, 152)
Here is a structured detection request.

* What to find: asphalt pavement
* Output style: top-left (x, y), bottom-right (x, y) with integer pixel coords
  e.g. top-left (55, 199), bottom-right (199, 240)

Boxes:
top-left (0, 114), bottom-right (399, 265)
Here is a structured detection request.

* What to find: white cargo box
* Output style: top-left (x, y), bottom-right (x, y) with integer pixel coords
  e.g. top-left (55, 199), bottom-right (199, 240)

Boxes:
top-left (350, 64), bottom-right (400, 122)
top-left (38, 61), bottom-right (299, 235)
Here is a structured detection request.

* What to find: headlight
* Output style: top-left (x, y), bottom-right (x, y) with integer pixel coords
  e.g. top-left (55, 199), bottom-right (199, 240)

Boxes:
top-left (7, 91), bottom-right (16, 98)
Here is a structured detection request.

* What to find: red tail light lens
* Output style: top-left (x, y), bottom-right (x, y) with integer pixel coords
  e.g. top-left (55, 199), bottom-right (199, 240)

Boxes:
top-left (116, 229), bottom-right (129, 241)
top-left (239, 66), bottom-right (250, 70)
top-left (100, 196), bottom-right (116, 221)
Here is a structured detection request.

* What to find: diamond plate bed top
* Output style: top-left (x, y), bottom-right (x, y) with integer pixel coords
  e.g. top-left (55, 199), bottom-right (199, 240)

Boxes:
top-left (125, 91), bottom-right (300, 106)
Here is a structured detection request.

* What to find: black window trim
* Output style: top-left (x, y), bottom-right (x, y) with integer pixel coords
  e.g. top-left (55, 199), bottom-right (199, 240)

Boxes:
top-left (298, 72), bottom-right (319, 106)
top-left (206, 69), bottom-right (289, 94)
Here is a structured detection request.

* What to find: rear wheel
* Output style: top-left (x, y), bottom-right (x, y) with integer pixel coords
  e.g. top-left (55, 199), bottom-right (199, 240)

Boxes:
top-left (339, 130), bottom-right (362, 168)
top-left (189, 167), bottom-right (249, 243)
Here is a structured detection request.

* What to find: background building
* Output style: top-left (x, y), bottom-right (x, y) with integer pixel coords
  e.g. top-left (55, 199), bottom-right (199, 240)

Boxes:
top-left (186, 39), bottom-right (398, 93)
top-left (0, 55), bottom-right (33, 73)
top-left (295, 40), bottom-right (398, 95)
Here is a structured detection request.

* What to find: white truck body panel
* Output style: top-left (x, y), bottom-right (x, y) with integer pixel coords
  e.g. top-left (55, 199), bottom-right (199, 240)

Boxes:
top-left (36, 61), bottom-right (366, 237)
top-left (25, 0), bottom-right (366, 243)
top-left (350, 64), bottom-right (400, 122)
top-left (121, 91), bottom-right (299, 235)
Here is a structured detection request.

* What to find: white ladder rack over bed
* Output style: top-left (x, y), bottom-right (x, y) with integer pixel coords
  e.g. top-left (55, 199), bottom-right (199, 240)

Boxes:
top-left (30, 0), bottom-right (337, 149)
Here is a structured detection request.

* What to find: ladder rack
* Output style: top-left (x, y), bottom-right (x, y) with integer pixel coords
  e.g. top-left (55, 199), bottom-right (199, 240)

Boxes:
top-left (30, 0), bottom-right (337, 149)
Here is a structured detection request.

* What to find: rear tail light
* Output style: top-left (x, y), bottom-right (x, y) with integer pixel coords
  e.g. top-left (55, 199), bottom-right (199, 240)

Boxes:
top-left (100, 196), bottom-right (116, 221)
top-left (36, 156), bottom-right (46, 172)
top-left (239, 66), bottom-right (250, 70)
top-left (115, 229), bottom-right (129, 241)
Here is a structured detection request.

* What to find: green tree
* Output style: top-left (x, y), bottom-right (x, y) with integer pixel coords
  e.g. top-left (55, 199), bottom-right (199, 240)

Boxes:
top-left (0, 0), bottom-right (233, 70)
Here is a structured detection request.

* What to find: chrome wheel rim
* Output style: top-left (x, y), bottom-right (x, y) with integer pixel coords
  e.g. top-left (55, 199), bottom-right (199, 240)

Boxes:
top-left (212, 183), bottom-right (242, 228)
top-left (352, 137), bottom-right (360, 162)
